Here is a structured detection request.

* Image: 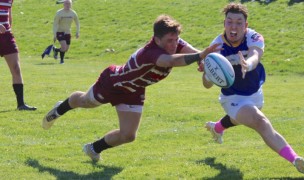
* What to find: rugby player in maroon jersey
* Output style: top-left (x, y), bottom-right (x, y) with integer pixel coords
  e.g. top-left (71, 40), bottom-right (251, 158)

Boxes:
top-left (0, 0), bottom-right (36, 110)
top-left (42, 14), bottom-right (220, 161)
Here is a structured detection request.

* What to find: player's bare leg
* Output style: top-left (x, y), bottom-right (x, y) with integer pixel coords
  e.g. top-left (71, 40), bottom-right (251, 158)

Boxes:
top-left (235, 105), bottom-right (303, 173)
top-left (83, 110), bottom-right (142, 162)
top-left (43, 89), bottom-right (99, 129)
top-left (58, 40), bottom-right (69, 64)
top-left (4, 53), bottom-right (36, 110)
top-left (235, 105), bottom-right (287, 152)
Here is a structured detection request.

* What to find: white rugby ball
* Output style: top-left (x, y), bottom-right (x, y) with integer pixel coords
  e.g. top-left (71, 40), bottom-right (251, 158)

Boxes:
top-left (204, 53), bottom-right (235, 88)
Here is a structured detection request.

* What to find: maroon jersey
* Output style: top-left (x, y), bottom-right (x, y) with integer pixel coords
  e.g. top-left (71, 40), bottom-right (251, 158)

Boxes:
top-left (0, 0), bottom-right (13, 31)
top-left (108, 37), bottom-right (187, 93)
top-left (92, 37), bottom-right (188, 106)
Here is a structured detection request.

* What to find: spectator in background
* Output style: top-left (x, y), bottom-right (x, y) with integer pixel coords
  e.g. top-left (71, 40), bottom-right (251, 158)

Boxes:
top-left (53, 0), bottom-right (80, 64)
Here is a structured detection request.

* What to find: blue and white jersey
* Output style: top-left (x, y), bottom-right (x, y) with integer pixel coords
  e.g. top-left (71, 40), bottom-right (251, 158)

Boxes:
top-left (210, 28), bottom-right (266, 96)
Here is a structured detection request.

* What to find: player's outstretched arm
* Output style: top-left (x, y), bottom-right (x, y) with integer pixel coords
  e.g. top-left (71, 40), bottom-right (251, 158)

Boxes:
top-left (239, 47), bottom-right (263, 79)
top-left (156, 43), bottom-right (221, 67)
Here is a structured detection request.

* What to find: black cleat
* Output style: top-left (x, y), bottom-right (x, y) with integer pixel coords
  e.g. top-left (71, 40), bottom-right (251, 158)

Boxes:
top-left (18, 104), bottom-right (37, 111)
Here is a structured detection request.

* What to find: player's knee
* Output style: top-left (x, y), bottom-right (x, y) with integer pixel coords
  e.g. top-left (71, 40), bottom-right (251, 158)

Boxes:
top-left (254, 114), bottom-right (271, 132)
top-left (61, 46), bottom-right (68, 52)
top-left (70, 91), bottom-right (83, 98)
top-left (69, 91), bottom-right (86, 107)
top-left (121, 133), bottom-right (137, 143)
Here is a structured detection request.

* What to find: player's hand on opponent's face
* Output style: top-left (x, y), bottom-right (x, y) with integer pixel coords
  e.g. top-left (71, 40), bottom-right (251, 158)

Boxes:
top-left (0, 25), bottom-right (6, 34)
top-left (238, 51), bottom-right (248, 79)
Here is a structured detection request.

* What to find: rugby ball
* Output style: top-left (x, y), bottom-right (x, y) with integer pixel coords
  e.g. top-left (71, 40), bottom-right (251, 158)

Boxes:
top-left (204, 53), bottom-right (235, 88)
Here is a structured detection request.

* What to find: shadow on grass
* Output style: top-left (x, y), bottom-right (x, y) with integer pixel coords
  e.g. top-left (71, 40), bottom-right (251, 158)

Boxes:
top-left (25, 158), bottom-right (123, 179)
top-left (258, 178), bottom-right (304, 180)
top-left (198, 157), bottom-right (303, 180)
top-left (229, 0), bottom-right (277, 5)
top-left (288, 0), bottom-right (304, 5)
top-left (197, 157), bottom-right (244, 180)
top-left (0, 109), bottom-right (15, 113)
top-left (35, 62), bottom-right (57, 65)
top-left (229, 0), bottom-right (304, 5)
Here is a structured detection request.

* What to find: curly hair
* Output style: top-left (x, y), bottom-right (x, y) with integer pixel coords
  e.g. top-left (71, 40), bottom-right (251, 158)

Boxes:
top-left (223, 3), bottom-right (248, 20)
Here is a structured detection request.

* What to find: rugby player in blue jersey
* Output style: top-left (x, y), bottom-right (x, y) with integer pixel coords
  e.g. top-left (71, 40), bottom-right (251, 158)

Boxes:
top-left (202, 2), bottom-right (304, 173)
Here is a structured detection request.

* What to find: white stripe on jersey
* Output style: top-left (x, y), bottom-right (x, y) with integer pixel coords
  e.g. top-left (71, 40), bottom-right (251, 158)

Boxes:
top-left (0, 21), bottom-right (8, 24)
top-left (139, 77), bottom-right (157, 86)
top-left (130, 49), bottom-right (140, 67)
top-left (0, 12), bottom-right (9, 16)
top-left (113, 66), bottom-right (168, 91)
top-left (0, 2), bottom-right (11, 7)
top-left (113, 82), bottom-right (137, 92)
top-left (150, 68), bottom-right (169, 76)
top-left (110, 63), bottom-right (153, 77)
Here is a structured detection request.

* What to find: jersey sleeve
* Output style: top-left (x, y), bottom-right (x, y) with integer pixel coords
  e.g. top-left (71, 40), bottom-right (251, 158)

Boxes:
top-left (53, 12), bottom-right (60, 36)
top-left (210, 35), bottom-right (224, 53)
top-left (246, 29), bottom-right (264, 50)
top-left (176, 38), bottom-right (188, 53)
top-left (140, 48), bottom-right (166, 64)
top-left (73, 10), bottom-right (80, 34)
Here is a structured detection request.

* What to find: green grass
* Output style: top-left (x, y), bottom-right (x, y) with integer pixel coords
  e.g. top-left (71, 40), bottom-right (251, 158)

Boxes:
top-left (0, 0), bottom-right (304, 179)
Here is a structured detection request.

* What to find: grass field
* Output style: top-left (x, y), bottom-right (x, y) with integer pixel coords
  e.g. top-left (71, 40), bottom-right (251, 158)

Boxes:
top-left (1, 0), bottom-right (304, 179)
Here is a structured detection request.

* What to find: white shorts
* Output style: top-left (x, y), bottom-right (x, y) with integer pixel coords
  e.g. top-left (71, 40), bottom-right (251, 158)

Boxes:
top-left (88, 86), bottom-right (143, 113)
top-left (219, 88), bottom-right (264, 120)
top-left (88, 85), bottom-right (102, 106)
top-left (115, 104), bottom-right (143, 113)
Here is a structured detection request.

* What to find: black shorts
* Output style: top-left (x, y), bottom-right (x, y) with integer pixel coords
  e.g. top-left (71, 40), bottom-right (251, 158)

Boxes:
top-left (56, 32), bottom-right (71, 45)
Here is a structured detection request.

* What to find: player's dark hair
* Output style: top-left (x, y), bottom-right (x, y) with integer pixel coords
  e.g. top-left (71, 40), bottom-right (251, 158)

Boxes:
top-left (153, 15), bottom-right (182, 39)
top-left (223, 3), bottom-right (248, 20)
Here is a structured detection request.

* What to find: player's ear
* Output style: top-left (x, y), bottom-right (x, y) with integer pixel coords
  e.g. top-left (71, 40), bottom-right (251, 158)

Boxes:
top-left (154, 36), bottom-right (161, 46)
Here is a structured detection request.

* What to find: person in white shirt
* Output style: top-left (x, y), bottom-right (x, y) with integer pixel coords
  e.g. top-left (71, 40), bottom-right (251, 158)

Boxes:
top-left (53, 0), bottom-right (80, 64)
